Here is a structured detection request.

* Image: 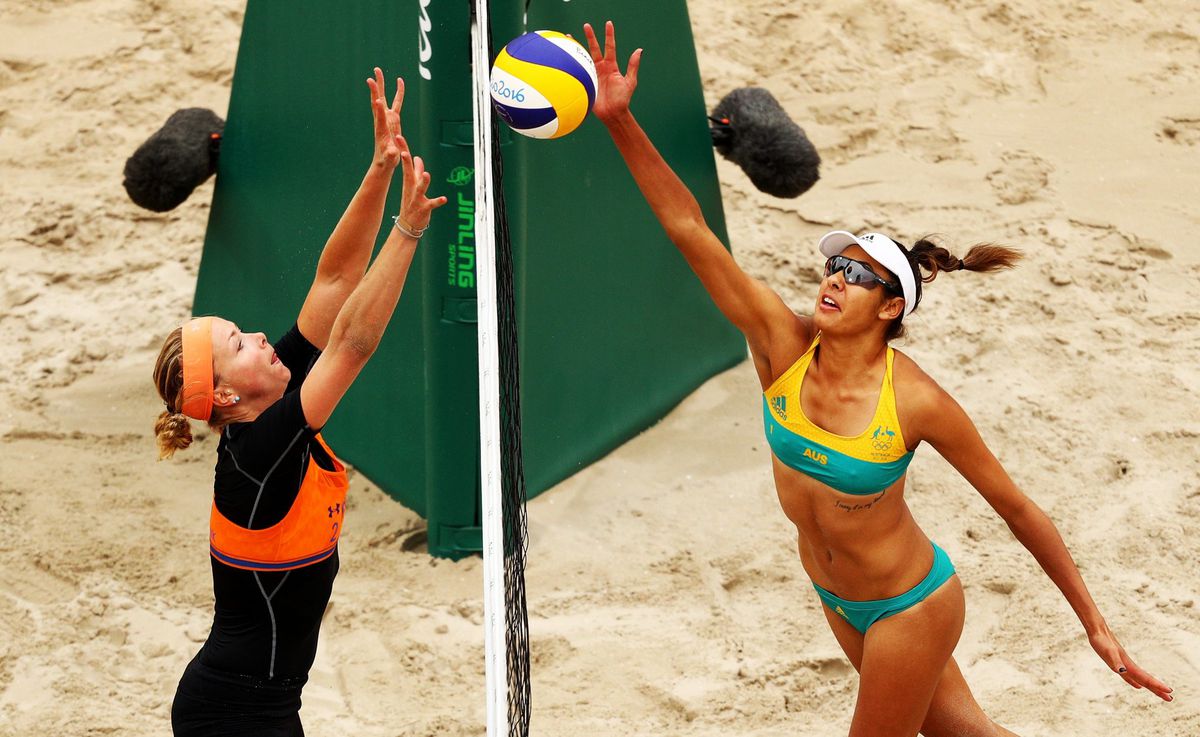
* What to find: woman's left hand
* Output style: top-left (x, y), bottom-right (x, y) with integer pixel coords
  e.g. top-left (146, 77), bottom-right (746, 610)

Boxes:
top-left (366, 67), bottom-right (404, 169)
top-left (1089, 621), bottom-right (1173, 701)
top-left (395, 136), bottom-right (447, 233)
top-left (583, 21), bottom-right (642, 126)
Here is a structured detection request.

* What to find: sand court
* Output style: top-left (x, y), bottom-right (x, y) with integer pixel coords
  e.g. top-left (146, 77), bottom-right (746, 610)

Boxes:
top-left (1, 0), bottom-right (1198, 735)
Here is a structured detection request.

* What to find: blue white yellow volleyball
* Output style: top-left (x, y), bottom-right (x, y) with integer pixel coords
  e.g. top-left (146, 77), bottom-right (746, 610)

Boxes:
top-left (490, 30), bottom-right (598, 140)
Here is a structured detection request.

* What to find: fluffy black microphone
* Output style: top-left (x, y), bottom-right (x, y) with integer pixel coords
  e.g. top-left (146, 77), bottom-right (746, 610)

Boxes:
top-left (123, 108), bottom-right (224, 212)
top-left (710, 88), bottom-right (820, 199)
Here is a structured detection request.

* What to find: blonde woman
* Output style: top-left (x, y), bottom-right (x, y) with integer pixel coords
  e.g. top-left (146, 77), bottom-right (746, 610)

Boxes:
top-left (152, 69), bottom-right (445, 737)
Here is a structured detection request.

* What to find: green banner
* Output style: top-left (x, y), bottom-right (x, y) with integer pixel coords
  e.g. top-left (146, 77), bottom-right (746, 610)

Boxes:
top-left (195, 1), bottom-right (744, 557)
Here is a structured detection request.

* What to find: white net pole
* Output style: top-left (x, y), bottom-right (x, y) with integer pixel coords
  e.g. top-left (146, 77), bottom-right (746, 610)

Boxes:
top-left (470, 1), bottom-right (507, 736)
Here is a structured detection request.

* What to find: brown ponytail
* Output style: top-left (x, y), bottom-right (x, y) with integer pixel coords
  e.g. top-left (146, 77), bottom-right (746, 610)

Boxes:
top-left (886, 236), bottom-right (1022, 340)
top-left (909, 238), bottom-right (1021, 282)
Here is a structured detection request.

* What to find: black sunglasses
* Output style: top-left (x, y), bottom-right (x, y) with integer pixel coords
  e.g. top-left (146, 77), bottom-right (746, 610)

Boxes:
top-left (824, 255), bottom-right (901, 294)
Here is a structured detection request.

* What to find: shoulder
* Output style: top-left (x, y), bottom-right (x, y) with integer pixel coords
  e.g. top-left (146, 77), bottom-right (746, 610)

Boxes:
top-left (794, 313), bottom-right (815, 346)
top-left (753, 312), bottom-right (815, 388)
top-left (221, 390), bottom-right (314, 472)
top-left (891, 348), bottom-right (939, 395)
top-left (275, 323), bottom-right (320, 358)
top-left (891, 348), bottom-right (958, 437)
top-left (274, 323), bottom-right (322, 388)
top-left (775, 311), bottom-right (815, 355)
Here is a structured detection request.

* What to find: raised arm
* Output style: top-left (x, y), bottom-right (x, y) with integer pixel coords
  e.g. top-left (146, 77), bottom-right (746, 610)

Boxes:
top-left (299, 135), bottom-right (446, 430)
top-left (297, 68), bottom-right (406, 350)
top-left (583, 22), bottom-right (806, 364)
top-left (908, 368), bottom-right (1173, 702)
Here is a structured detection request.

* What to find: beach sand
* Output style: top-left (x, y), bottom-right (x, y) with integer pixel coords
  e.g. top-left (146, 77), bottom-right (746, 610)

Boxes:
top-left (1, 0), bottom-right (1197, 735)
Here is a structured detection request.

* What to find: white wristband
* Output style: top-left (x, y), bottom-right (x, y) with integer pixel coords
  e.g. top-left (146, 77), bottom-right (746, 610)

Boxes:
top-left (392, 215), bottom-right (426, 239)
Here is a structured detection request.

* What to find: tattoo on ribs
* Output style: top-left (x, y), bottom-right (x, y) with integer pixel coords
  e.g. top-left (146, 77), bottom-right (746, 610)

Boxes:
top-left (833, 489), bottom-right (886, 512)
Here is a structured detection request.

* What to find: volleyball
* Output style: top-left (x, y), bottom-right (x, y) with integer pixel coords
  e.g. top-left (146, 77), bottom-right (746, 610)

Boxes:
top-left (490, 30), bottom-right (598, 140)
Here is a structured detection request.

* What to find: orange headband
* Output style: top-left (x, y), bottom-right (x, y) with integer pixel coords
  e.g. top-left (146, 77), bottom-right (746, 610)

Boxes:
top-left (180, 317), bottom-right (215, 421)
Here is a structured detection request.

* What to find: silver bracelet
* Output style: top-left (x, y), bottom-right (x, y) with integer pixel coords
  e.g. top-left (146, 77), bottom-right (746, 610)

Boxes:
top-left (392, 215), bottom-right (427, 239)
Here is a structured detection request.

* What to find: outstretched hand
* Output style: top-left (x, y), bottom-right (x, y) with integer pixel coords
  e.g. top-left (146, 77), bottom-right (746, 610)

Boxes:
top-left (1089, 621), bottom-right (1173, 701)
top-left (395, 136), bottom-right (447, 233)
top-left (366, 67), bottom-right (404, 169)
top-left (583, 21), bottom-right (642, 124)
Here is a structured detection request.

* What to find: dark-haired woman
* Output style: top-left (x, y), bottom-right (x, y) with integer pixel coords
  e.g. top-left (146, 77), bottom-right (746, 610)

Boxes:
top-left (583, 21), bottom-right (1171, 736)
top-left (152, 69), bottom-right (445, 736)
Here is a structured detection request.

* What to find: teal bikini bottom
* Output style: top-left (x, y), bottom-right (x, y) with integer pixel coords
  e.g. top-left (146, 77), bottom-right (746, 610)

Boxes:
top-left (813, 542), bottom-right (956, 634)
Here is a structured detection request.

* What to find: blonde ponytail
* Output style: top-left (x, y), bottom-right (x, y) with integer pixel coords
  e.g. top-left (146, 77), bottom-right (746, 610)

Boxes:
top-left (154, 410), bottom-right (194, 460)
top-left (152, 326), bottom-right (196, 459)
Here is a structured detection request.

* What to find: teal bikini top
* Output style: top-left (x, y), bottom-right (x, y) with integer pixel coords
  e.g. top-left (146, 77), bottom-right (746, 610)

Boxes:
top-left (763, 336), bottom-right (914, 495)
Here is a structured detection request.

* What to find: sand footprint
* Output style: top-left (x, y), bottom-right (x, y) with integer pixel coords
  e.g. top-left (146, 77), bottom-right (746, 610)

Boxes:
top-left (1144, 30), bottom-right (1199, 55)
top-left (986, 150), bottom-right (1053, 206)
top-left (1158, 116), bottom-right (1200, 146)
top-left (897, 122), bottom-right (968, 163)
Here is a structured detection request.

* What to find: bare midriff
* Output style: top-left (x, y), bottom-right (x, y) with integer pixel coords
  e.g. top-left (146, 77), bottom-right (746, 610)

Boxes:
top-left (771, 454), bottom-right (935, 601)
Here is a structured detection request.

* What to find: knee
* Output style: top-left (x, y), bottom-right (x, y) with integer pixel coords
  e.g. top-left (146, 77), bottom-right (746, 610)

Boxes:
top-left (921, 687), bottom-right (1009, 737)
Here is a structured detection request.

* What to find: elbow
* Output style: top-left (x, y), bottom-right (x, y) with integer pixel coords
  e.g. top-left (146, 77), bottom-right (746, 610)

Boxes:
top-left (664, 211), bottom-right (707, 245)
top-left (329, 324), bottom-right (378, 364)
top-left (313, 266), bottom-right (358, 293)
top-left (1002, 496), bottom-right (1044, 537)
top-left (343, 333), bottom-right (377, 361)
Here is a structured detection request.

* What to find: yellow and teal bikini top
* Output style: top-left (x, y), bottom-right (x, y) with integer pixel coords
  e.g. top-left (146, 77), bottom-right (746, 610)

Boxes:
top-left (763, 335), bottom-right (914, 495)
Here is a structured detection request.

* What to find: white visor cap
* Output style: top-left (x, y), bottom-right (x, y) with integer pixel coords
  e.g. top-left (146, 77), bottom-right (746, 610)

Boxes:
top-left (818, 230), bottom-right (917, 318)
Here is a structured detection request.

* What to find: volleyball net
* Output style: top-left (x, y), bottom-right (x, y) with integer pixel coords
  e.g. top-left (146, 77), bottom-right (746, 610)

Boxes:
top-left (471, 2), bottom-right (530, 735)
top-left (192, 3), bottom-right (745, 733)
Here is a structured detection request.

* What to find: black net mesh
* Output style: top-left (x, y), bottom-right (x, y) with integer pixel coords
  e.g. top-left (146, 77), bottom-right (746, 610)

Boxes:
top-left (484, 11), bottom-right (531, 737)
top-left (494, 124), bottom-right (530, 737)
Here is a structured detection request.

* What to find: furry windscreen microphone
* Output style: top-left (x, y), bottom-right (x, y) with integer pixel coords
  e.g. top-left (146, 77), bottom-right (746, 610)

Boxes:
top-left (710, 88), bottom-right (820, 199)
top-left (123, 108), bottom-right (224, 212)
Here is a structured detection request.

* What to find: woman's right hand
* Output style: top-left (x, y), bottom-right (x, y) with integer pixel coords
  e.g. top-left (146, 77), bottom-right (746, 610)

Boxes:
top-left (366, 67), bottom-right (404, 169)
top-left (583, 21), bottom-right (642, 125)
top-left (395, 136), bottom-right (447, 233)
top-left (1088, 620), bottom-right (1173, 701)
